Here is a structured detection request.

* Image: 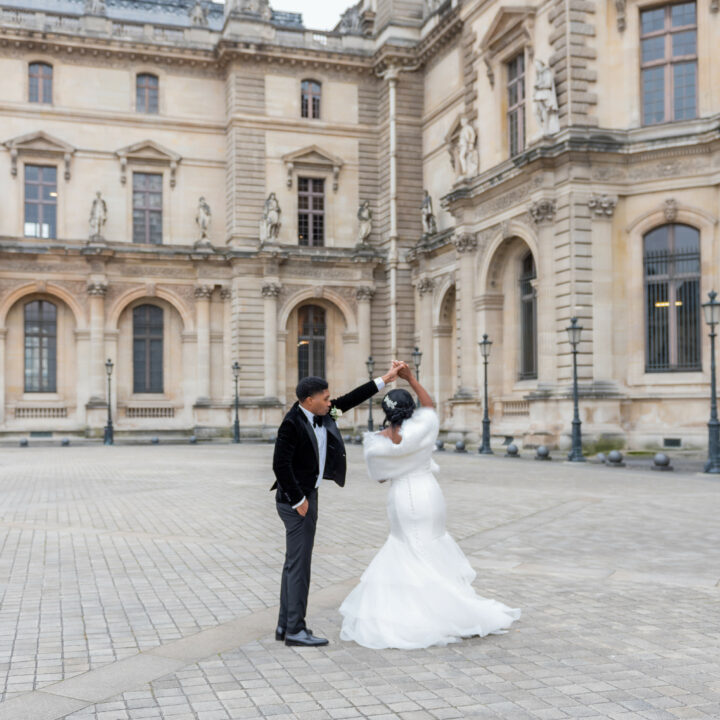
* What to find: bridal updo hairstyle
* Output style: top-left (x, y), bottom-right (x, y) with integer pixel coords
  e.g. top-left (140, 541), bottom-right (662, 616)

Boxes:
top-left (381, 388), bottom-right (415, 428)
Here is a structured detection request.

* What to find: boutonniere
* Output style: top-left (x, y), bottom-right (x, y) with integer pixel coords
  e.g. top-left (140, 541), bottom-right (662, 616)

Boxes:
top-left (329, 407), bottom-right (342, 421)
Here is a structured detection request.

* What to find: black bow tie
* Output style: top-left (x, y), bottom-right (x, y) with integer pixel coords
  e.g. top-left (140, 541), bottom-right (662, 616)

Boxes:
top-left (313, 414), bottom-right (324, 428)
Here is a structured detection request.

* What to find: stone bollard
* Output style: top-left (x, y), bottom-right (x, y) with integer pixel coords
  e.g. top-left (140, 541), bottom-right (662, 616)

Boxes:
top-left (435, 439), bottom-right (445, 452)
top-left (151, 437), bottom-right (159, 445)
top-left (61, 438), bottom-right (70, 447)
top-left (343, 434), bottom-right (353, 444)
top-left (505, 443), bottom-right (520, 458)
top-left (651, 452), bottom-right (674, 471)
top-left (353, 434), bottom-right (363, 445)
top-left (535, 445), bottom-right (551, 461)
top-left (607, 449), bottom-right (625, 467)
top-left (189, 435), bottom-right (197, 444)
top-left (454, 439), bottom-right (467, 454)
top-left (19, 438), bottom-right (28, 447)
top-left (596, 452), bottom-right (607, 464)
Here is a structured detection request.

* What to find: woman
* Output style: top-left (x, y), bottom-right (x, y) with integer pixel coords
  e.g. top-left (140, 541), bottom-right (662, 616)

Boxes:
top-left (339, 365), bottom-right (520, 650)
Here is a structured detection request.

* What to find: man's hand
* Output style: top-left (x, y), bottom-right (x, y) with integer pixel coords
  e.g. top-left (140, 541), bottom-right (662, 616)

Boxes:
top-left (296, 499), bottom-right (309, 517)
top-left (382, 360), bottom-right (408, 385)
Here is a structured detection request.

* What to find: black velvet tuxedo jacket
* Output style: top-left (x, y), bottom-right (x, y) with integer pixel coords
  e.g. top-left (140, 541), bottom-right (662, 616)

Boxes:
top-left (271, 380), bottom-right (380, 506)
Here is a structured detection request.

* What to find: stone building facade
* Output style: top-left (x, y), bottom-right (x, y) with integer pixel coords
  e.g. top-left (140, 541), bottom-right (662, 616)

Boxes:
top-left (0, 0), bottom-right (717, 449)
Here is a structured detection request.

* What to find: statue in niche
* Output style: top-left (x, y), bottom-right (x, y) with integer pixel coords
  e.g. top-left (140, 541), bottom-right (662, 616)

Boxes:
top-left (195, 196), bottom-right (212, 245)
top-left (421, 190), bottom-right (437, 236)
top-left (260, 192), bottom-right (281, 243)
top-left (457, 117), bottom-right (479, 178)
top-left (89, 191), bottom-right (107, 239)
top-left (357, 200), bottom-right (373, 245)
top-left (533, 59), bottom-right (560, 136)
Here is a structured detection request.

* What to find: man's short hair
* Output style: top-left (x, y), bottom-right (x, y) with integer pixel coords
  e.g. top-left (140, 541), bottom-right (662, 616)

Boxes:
top-left (296, 376), bottom-right (329, 402)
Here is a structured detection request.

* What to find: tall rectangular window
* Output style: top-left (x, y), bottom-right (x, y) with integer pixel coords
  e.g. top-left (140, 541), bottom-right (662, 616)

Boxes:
top-left (301, 80), bottom-right (321, 119)
top-left (132, 172), bottom-right (162, 244)
top-left (133, 305), bottom-right (164, 393)
top-left (297, 305), bottom-right (326, 380)
top-left (298, 177), bottom-right (325, 247)
top-left (24, 165), bottom-right (57, 239)
top-left (24, 300), bottom-right (57, 393)
top-left (29, 62), bottom-right (52, 104)
top-left (507, 53), bottom-right (525, 157)
top-left (641, 2), bottom-right (697, 125)
top-left (519, 253), bottom-right (537, 380)
top-left (136, 73), bottom-right (159, 114)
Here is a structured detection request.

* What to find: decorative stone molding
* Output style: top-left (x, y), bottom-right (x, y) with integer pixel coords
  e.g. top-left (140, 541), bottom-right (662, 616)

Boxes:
top-left (4, 131), bottom-right (75, 181)
top-left (479, 7), bottom-right (536, 89)
top-left (194, 284), bottom-right (213, 299)
top-left (261, 282), bottom-right (282, 298)
top-left (588, 194), bottom-right (618, 218)
top-left (84, 0), bottom-right (107, 16)
top-left (355, 286), bottom-right (375, 302)
top-left (453, 233), bottom-right (478, 254)
top-left (663, 198), bottom-right (678, 223)
top-left (86, 282), bottom-right (108, 296)
top-left (529, 198), bottom-right (556, 225)
top-left (712, 0), bottom-right (719, 13)
top-left (615, 0), bottom-right (627, 31)
top-left (416, 276), bottom-right (435, 295)
top-left (282, 145), bottom-right (344, 192)
top-left (219, 288), bottom-right (232, 300)
top-left (115, 140), bottom-right (181, 188)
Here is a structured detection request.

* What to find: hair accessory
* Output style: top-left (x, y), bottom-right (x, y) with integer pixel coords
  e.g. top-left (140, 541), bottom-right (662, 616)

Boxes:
top-left (383, 396), bottom-right (397, 409)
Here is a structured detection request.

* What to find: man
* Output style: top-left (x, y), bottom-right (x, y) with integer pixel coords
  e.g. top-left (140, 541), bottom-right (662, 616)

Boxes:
top-left (271, 361), bottom-right (405, 646)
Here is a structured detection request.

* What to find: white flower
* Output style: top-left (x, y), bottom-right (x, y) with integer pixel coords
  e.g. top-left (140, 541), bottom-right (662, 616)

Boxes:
top-left (329, 407), bottom-right (342, 421)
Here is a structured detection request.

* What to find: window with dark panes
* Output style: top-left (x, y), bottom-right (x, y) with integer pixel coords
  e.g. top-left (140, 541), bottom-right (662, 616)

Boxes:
top-left (641, 2), bottom-right (697, 125)
top-left (133, 304), bottom-right (164, 393)
top-left (136, 73), bottom-right (159, 114)
top-left (297, 305), bottom-right (326, 380)
top-left (644, 224), bottom-right (701, 372)
top-left (132, 172), bottom-right (163, 244)
top-left (298, 177), bottom-right (325, 246)
top-left (507, 53), bottom-right (525, 156)
top-left (24, 300), bottom-right (57, 393)
top-left (24, 165), bottom-right (57, 239)
top-left (301, 80), bottom-right (321, 119)
top-left (519, 252), bottom-right (537, 380)
top-left (29, 62), bottom-right (52, 104)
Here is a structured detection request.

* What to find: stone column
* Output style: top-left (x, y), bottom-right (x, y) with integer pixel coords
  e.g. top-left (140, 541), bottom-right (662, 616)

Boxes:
top-left (356, 286), bottom-right (374, 382)
top-left (86, 282), bottom-right (108, 404)
top-left (416, 276), bottom-right (435, 396)
top-left (0, 328), bottom-right (5, 426)
top-left (220, 288), bottom-right (233, 402)
top-left (454, 233), bottom-right (478, 397)
top-left (195, 284), bottom-right (213, 405)
top-left (261, 282), bottom-right (281, 399)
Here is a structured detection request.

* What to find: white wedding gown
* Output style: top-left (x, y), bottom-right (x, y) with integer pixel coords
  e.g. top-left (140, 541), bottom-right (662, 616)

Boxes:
top-left (339, 407), bottom-right (520, 650)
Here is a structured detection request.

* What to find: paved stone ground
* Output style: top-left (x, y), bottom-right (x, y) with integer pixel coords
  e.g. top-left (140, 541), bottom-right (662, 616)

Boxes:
top-left (0, 443), bottom-right (718, 719)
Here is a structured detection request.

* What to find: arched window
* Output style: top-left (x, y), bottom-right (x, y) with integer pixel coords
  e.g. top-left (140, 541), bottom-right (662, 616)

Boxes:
top-left (519, 252), bottom-right (537, 379)
top-left (644, 223), bottom-right (701, 372)
top-left (29, 62), bottom-right (52, 104)
top-left (24, 300), bottom-right (57, 392)
top-left (136, 73), bottom-right (159, 114)
top-left (133, 305), bottom-right (164, 393)
top-left (297, 305), bottom-right (326, 380)
top-left (301, 80), bottom-right (321, 119)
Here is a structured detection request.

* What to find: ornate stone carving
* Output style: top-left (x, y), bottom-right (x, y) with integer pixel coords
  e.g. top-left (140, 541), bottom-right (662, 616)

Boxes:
top-left (355, 286), bottom-right (375, 302)
top-left (533, 60), bottom-right (559, 136)
top-left (88, 191), bottom-right (107, 239)
top-left (225, 0), bottom-right (272, 20)
top-left (84, 0), bottom-right (107, 16)
top-left (261, 283), bottom-right (282, 298)
top-left (663, 198), bottom-right (678, 222)
top-left (421, 191), bottom-right (437, 236)
top-left (194, 284), bottom-right (213, 299)
top-left (529, 198), bottom-right (556, 224)
top-left (189, 1), bottom-right (209, 26)
top-left (259, 193), bottom-right (281, 243)
top-left (417, 276), bottom-right (435, 295)
top-left (588, 194), bottom-right (618, 218)
top-left (453, 233), bottom-right (478, 254)
top-left (712, 0), bottom-right (719, 13)
top-left (86, 282), bottom-right (108, 296)
top-left (615, 0), bottom-right (626, 30)
top-left (219, 288), bottom-right (232, 300)
top-left (336, 3), bottom-right (362, 34)
top-left (195, 196), bottom-right (212, 246)
top-left (357, 201), bottom-right (373, 245)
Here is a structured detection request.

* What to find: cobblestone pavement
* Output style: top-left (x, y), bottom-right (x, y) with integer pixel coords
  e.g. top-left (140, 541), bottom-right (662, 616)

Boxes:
top-left (0, 443), bottom-right (718, 719)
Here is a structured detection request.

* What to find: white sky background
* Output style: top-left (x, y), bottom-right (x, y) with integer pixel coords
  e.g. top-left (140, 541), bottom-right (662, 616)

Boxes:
top-left (217, 1), bottom-right (355, 31)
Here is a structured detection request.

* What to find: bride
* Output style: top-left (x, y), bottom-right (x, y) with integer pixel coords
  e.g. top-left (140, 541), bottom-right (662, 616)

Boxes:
top-left (339, 364), bottom-right (520, 650)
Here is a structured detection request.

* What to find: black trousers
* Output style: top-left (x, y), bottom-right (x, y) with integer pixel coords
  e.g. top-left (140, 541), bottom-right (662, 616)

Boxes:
top-left (276, 489), bottom-right (318, 634)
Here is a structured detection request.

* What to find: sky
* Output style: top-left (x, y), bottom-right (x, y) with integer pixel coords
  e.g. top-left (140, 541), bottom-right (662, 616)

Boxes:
top-left (219, 1), bottom-right (354, 31)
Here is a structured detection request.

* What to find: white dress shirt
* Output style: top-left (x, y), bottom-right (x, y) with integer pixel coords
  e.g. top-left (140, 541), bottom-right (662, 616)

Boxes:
top-left (292, 377), bottom-right (385, 509)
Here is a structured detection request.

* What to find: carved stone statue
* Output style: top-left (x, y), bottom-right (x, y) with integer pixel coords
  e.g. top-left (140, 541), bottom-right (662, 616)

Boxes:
top-left (533, 59), bottom-right (560, 136)
top-left (225, 0), bottom-right (271, 20)
top-left (195, 196), bottom-right (212, 244)
top-left (189, 1), bottom-right (209, 26)
top-left (89, 191), bottom-right (107, 239)
top-left (357, 200), bottom-right (373, 245)
top-left (84, 0), bottom-right (107, 16)
top-left (259, 192), bottom-right (281, 243)
top-left (457, 117), bottom-right (479, 178)
top-left (336, 3), bottom-right (362, 34)
top-left (421, 190), bottom-right (437, 236)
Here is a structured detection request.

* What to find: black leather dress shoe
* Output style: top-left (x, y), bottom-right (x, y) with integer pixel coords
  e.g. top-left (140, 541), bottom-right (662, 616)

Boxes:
top-left (284, 629), bottom-right (329, 647)
top-left (275, 626), bottom-right (312, 641)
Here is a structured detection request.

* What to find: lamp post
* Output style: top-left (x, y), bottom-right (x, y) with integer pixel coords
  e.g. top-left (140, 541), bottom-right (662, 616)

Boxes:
top-left (366, 355), bottom-right (375, 431)
top-left (478, 334), bottom-right (493, 455)
top-left (411, 346), bottom-right (422, 407)
top-left (566, 317), bottom-right (585, 462)
top-left (702, 291), bottom-right (720, 473)
top-left (232, 361), bottom-right (241, 444)
top-left (103, 358), bottom-right (114, 446)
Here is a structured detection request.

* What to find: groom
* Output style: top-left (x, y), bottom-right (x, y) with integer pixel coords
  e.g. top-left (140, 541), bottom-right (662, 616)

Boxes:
top-left (271, 362), bottom-right (405, 647)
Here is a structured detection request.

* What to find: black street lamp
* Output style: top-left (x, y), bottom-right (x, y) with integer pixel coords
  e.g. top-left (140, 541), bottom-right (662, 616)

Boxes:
top-left (366, 355), bottom-right (375, 431)
top-left (411, 346), bottom-right (422, 407)
top-left (566, 317), bottom-right (585, 462)
top-left (478, 334), bottom-right (493, 455)
top-left (702, 290), bottom-right (720, 473)
top-left (103, 358), bottom-right (114, 446)
top-left (232, 361), bottom-right (241, 444)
